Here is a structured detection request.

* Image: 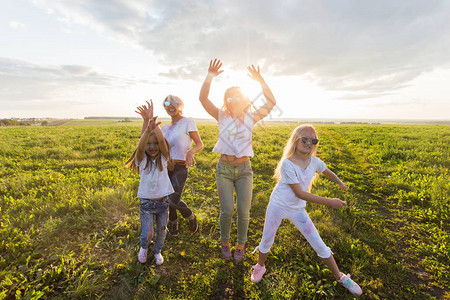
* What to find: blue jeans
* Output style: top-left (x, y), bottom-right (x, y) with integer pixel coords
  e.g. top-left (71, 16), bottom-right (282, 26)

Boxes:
top-left (168, 164), bottom-right (193, 222)
top-left (215, 160), bottom-right (253, 245)
top-left (140, 196), bottom-right (169, 254)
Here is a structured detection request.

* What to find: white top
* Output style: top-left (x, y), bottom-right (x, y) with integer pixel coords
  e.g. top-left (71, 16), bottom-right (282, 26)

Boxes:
top-left (269, 157), bottom-right (327, 210)
top-left (161, 117), bottom-right (198, 161)
top-left (212, 110), bottom-right (254, 158)
top-left (135, 155), bottom-right (174, 199)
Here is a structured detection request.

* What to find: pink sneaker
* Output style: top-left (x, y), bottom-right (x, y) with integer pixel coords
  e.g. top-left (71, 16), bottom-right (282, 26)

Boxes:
top-left (251, 264), bottom-right (266, 283)
top-left (338, 273), bottom-right (362, 296)
top-left (234, 248), bottom-right (245, 262)
top-left (221, 245), bottom-right (231, 260)
top-left (138, 247), bottom-right (148, 263)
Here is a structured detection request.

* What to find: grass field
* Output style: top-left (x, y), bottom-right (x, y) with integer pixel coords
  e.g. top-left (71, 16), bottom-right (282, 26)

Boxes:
top-left (0, 120), bottom-right (449, 299)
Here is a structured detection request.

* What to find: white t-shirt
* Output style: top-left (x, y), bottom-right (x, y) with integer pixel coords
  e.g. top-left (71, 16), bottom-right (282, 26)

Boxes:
top-left (161, 118), bottom-right (198, 161)
top-left (269, 157), bottom-right (327, 210)
top-left (212, 110), bottom-right (254, 158)
top-left (135, 155), bottom-right (174, 199)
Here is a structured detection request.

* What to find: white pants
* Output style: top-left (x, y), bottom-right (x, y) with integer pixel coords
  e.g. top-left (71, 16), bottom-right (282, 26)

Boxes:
top-left (258, 202), bottom-right (332, 258)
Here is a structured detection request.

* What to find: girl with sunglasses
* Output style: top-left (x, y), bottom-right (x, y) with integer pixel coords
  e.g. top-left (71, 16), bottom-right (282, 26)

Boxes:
top-left (199, 59), bottom-right (276, 261)
top-left (250, 125), bottom-right (362, 296)
top-left (136, 96), bottom-right (203, 236)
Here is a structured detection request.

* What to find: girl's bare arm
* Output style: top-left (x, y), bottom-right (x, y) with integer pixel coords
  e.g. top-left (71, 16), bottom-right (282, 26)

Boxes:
top-left (322, 169), bottom-right (348, 190)
top-left (136, 117), bottom-right (160, 163)
top-left (289, 183), bottom-right (347, 209)
top-left (248, 65), bottom-right (276, 124)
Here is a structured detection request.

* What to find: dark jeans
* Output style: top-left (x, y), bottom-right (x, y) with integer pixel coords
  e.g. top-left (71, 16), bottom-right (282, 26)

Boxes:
top-left (140, 196), bottom-right (169, 254)
top-left (168, 164), bottom-right (193, 222)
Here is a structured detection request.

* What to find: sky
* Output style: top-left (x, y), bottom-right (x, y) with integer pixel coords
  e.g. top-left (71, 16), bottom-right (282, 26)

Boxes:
top-left (1, 0), bottom-right (450, 120)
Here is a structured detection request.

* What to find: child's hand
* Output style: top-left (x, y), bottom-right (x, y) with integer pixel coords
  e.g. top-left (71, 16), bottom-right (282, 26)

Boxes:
top-left (329, 198), bottom-right (347, 209)
top-left (247, 65), bottom-right (264, 82)
top-left (147, 116), bottom-right (161, 132)
top-left (135, 100), bottom-right (154, 120)
top-left (208, 59), bottom-right (224, 77)
top-left (338, 182), bottom-right (348, 191)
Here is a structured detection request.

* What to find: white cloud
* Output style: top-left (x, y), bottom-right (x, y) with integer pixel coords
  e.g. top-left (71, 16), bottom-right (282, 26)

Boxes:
top-left (30, 0), bottom-right (450, 100)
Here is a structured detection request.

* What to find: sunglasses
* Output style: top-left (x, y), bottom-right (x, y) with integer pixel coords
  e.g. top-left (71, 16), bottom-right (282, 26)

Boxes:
top-left (301, 137), bottom-right (319, 145)
top-left (226, 97), bottom-right (241, 103)
top-left (163, 101), bottom-right (172, 107)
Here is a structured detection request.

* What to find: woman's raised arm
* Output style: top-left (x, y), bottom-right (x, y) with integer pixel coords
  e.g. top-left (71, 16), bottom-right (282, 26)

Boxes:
top-left (247, 65), bottom-right (276, 124)
top-left (199, 59), bottom-right (223, 121)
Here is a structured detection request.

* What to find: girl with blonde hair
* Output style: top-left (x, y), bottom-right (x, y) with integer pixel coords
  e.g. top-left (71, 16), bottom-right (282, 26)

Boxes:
top-left (136, 95), bottom-right (204, 236)
top-left (126, 101), bottom-right (173, 266)
top-left (250, 125), bottom-right (362, 296)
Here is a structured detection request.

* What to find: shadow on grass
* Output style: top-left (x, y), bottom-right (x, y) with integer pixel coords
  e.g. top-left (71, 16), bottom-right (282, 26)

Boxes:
top-left (210, 261), bottom-right (246, 299)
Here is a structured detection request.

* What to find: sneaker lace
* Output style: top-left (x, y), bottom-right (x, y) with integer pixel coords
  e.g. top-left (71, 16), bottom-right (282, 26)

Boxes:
top-left (342, 275), bottom-right (353, 288)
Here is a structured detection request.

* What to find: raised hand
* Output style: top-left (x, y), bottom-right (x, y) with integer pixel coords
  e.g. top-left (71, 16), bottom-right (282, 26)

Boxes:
top-left (247, 65), bottom-right (264, 82)
top-left (147, 116), bottom-right (161, 132)
top-left (208, 59), bottom-right (224, 77)
top-left (135, 100), bottom-right (154, 120)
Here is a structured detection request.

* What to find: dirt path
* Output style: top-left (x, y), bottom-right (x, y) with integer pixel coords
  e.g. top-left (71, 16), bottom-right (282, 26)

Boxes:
top-left (319, 127), bottom-right (445, 298)
top-left (47, 119), bottom-right (72, 126)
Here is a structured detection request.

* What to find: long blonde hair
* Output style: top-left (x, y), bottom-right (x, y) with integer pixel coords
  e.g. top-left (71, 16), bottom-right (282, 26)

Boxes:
top-left (273, 125), bottom-right (318, 183)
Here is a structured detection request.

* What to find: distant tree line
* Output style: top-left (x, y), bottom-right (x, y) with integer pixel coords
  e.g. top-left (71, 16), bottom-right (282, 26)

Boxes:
top-left (0, 119), bottom-right (31, 126)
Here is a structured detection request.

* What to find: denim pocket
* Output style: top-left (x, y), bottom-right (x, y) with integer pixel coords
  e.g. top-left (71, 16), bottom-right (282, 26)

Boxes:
top-left (216, 162), bottom-right (227, 176)
top-left (161, 196), bottom-right (170, 206)
top-left (241, 162), bottom-right (253, 176)
top-left (140, 199), bottom-right (155, 212)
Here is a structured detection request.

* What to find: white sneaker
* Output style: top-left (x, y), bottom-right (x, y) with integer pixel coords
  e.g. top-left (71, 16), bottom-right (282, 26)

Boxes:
top-left (138, 247), bottom-right (148, 263)
top-left (338, 273), bottom-right (362, 296)
top-left (154, 252), bottom-right (164, 265)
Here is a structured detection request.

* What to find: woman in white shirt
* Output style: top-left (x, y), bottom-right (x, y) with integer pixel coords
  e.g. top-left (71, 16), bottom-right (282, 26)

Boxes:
top-left (199, 59), bottom-right (276, 261)
top-left (161, 95), bottom-right (203, 236)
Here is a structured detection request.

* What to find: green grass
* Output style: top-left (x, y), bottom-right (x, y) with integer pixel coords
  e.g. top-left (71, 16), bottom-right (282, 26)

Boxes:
top-left (0, 123), bottom-right (449, 299)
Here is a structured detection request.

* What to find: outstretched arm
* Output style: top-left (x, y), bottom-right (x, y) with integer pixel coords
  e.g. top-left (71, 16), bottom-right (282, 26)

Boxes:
top-left (248, 65), bottom-right (276, 124)
top-left (136, 116), bottom-right (162, 163)
top-left (153, 121), bottom-right (170, 160)
top-left (135, 100), bottom-right (154, 136)
top-left (199, 59), bottom-right (223, 121)
top-left (289, 183), bottom-right (347, 209)
top-left (322, 169), bottom-right (348, 191)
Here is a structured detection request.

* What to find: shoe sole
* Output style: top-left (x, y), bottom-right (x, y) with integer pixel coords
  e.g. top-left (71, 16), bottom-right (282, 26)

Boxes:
top-left (189, 225), bottom-right (198, 234)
